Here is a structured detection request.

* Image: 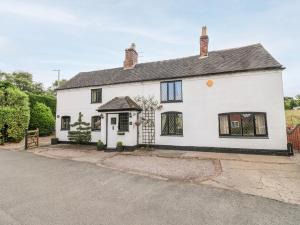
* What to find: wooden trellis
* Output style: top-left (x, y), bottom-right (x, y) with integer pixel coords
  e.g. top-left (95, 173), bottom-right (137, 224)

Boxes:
top-left (25, 129), bottom-right (39, 150)
top-left (141, 110), bottom-right (155, 145)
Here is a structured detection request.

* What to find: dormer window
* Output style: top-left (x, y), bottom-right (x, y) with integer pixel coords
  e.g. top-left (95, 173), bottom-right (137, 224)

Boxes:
top-left (160, 80), bottom-right (182, 103)
top-left (91, 89), bottom-right (102, 103)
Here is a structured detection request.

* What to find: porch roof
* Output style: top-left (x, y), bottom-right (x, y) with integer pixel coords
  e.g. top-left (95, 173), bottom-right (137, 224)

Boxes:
top-left (97, 96), bottom-right (142, 112)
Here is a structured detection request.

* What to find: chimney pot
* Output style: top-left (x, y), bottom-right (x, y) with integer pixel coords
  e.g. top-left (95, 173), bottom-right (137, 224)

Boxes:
top-left (123, 43), bottom-right (138, 69)
top-left (200, 26), bottom-right (209, 58)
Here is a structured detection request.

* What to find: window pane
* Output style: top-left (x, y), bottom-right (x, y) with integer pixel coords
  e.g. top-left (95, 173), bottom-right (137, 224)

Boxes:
top-left (176, 113), bottom-right (183, 135)
top-left (62, 117), bottom-right (70, 130)
top-left (175, 81), bottom-right (182, 100)
top-left (91, 89), bottom-right (102, 103)
top-left (168, 113), bottom-right (176, 134)
top-left (255, 114), bottom-right (266, 135)
top-left (161, 83), bottom-right (168, 102)
top-left (92, 116), bottom-right (101, 130)
top-left (161, 113), bottom-right (168, 135)
top-left (229, 114), bottom-right (242, 135)
top-left (91, 90), bottom-right (96, 102)
top-left (241, 113), bottom-right (254, 136)
top-left (96, 89), bottom-right (102, 102)
top-left (168, 82), bottom-right (174, 101)
top-left (118, 113), bottom-right (129, 132)
top-left (219, 115), bottom-right (229, 135)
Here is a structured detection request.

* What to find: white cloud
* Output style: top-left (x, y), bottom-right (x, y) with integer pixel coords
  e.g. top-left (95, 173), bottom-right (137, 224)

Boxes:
top-left (0, 36), bottom-right (14, 52)
top-left (101, 25), bottom-right (184, 45)
top-left (0, 1), bottom-right (80, 25)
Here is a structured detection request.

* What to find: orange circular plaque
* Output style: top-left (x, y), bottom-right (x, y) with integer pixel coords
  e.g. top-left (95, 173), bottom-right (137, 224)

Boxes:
top-left (207, 79), bottom-right (214, 87)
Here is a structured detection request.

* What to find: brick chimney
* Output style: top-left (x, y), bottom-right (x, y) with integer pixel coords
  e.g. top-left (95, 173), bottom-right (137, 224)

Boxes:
top-left (123, 43), bottom-right (138, 69)
top-left (200, 26), bottom-right (209, 58)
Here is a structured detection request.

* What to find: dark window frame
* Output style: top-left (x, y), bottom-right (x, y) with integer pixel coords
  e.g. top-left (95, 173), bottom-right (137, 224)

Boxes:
top-left (218, 112), bottom-right (268, 138)
top-left (61, 116), bottom-right (71, 131)
top-left (160, 80), bottom-right (183, 103)
top-left (91, 116), bottom-right (101, 131)
top-left (118, 113), bottom-right (129, 132)
top-left (161, 111), bottom-right (183, 136)
top-left (91, 88), bottom-right (102, 103)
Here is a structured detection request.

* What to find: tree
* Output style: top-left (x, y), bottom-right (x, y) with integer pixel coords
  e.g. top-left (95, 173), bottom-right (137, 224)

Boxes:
top-left (28, 93), bottom-right (56, 116)
top-left (0, 81), bottom-right (30, 142)
top-left (68, 112), bottom-right (91, 144)
top-left (47, 79), bottom-right (68, 95)
top-left (134, 95), bottom-right (162, 149)
top-left (2, 71), bottom-right (44, 94)
top-left (29, 102), bottom-right (55, 136)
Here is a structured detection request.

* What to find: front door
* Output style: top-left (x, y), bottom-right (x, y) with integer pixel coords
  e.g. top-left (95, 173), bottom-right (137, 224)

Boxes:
top-left (107, 114), bottom-right (118, 149)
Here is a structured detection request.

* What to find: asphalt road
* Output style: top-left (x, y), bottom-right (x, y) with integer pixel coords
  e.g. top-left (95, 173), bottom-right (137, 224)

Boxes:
top-left (0, 150), bottom-right (299, 225)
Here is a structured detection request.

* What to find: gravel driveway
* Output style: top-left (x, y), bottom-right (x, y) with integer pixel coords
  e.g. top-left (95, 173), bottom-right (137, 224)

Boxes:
top-left (102, 155), bottom-right (220, 181)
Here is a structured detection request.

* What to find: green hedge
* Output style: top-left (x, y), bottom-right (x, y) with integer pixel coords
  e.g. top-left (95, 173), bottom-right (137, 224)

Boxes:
top-left (29, 102), bottom-right (55, 136)
top-left (0, 84), bottom-right (30, 142)
top-left (28, 93), bottom-right (56, 116)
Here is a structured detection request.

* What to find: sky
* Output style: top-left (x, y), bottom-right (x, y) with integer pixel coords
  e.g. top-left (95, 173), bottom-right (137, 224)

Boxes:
top-left (0, 0), bottom-right (299, 96)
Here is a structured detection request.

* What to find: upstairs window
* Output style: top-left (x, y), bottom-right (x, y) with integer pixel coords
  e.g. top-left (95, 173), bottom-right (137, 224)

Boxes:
top-left (118, 113), bottom-right (129, 132)
top-left (219, 112), bottom-right (267, 137)
top-left (161, 112), bottom-right (183, 135)
top-left (91, 89), bottom-right (102, 103)
top-left (61, 116), bottom-right (70, 130)
top-left (91, 116), bottom-right (101, 131)
top-left (161, 80), bottom-right (182, 103)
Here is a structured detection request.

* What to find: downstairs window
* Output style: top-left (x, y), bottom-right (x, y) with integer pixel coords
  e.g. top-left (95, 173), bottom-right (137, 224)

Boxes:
top-left (61, 116), bottom-right (70, 130)
top-left (161, 112), bottom-right (183, 135)
top-left (218, 112), bottom-right (267, 137)
top-left (118, 113), bottom-right (129, 132)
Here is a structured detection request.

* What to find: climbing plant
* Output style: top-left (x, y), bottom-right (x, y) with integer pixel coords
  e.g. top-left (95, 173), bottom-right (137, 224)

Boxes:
top-left (134, 95), bottom-right (162, 149)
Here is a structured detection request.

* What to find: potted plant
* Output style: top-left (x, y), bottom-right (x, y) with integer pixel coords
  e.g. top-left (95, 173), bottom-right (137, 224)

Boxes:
top-left (116, 141), bottom-right (124, 151)
top-left (96, 140), bottom-right (105, 151)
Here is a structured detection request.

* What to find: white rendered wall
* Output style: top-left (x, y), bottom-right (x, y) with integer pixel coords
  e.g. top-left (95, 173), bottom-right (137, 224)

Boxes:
top-left (56, 69), bottom-right (287, 150)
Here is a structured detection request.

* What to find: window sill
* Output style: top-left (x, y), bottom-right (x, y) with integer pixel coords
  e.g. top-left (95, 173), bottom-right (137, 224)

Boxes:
top-left (219, 136), bottom-right (269, 139)
top-left (91, 102), bottom-right (102, 104)
top-left (61, 129), bottom-right (70, 131)
top-left (161, 100), bottom-right (183, 104)
top-left (161, 134), bottom-right (183, 137)
top-left (91, 130), bottom-right (101, 132)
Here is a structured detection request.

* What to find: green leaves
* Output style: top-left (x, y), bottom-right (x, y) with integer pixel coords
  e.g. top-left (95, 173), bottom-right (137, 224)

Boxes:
top-left (0, 83), bottom-right (30, 142)
top-left (29, 102), bottom-right (55, 136)
top-left (68, 112), bottom-right (91, 144)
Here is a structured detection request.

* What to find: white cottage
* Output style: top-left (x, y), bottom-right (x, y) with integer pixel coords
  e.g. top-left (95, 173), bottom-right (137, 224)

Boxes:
top-left (56, 27), bottom-right (287, 155)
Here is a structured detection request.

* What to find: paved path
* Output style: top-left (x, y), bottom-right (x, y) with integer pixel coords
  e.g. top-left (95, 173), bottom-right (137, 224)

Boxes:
top-left (0, 150), bottom-right (300, 225)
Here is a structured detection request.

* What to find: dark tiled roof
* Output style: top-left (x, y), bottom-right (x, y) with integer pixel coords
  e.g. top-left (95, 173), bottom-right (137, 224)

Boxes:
top-left (97, 96), bottom-right (142, 112)
top-left (58, 44), bottom-right (283, 90)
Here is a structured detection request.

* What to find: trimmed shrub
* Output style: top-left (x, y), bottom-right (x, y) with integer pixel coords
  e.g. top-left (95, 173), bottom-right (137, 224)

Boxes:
top-left (0, 83), bottom-right (30, 142)
top-left (68, 112), bottom-right (91, 144)
top-left (29, 103), bottom-right (55, 136)
top-left (116, 141), bottom-right (123, 151)
top-left (28, 93), bottom-right (56, 116)
top-left (97, 140), bottom-right (105, 151)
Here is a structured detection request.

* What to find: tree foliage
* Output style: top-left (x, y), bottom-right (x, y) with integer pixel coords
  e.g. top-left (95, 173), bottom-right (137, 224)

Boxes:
top-left (28, 93), bottom-right (56, 116)
top-left (47, 79), bottom-right (68, 95)
top-left (284, 96), bottom-right (300, 110)
top-left (68, 112), bottom-right (91, 144)
top-left (2, 72), bottom-right (44, 94)
top-left (0, 81), bottom-right (30, 142)
top-left (29, 103), bottom-right (55, 136)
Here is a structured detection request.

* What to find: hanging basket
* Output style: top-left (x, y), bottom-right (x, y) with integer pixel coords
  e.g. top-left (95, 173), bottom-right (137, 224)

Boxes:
top-left (134, 121), bottom-right (141, 126)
